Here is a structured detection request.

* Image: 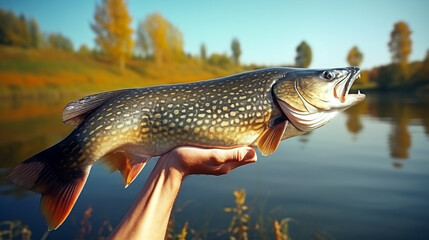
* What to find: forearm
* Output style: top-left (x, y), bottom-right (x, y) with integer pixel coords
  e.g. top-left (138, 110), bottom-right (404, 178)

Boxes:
top-left (108, 147), bottom-right (256, 240)
top-left (108, 158), bottom-right (183, 240)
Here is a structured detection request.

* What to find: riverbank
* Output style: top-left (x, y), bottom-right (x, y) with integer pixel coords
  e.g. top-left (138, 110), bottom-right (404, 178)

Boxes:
top-left (2, 46), bottom-right (428, 101)
top-left (0, 46), bottom-right (243, 100)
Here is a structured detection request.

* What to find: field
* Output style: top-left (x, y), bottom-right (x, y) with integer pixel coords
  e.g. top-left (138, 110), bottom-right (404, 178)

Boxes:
top-left (0, 47), bottom-right (244, 101)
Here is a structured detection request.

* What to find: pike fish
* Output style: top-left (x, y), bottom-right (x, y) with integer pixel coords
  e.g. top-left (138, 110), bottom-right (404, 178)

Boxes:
top-left (9, 67), bottom-right (365, 230)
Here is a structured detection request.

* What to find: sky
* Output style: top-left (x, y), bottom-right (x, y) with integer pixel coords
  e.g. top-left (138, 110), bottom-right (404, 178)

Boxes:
top-left (1, 0), bottom-right (428, 69)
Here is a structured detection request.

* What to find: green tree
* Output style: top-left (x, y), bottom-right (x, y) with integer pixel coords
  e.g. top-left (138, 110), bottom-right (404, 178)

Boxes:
top-left (0, 10), bottom-right (30, 47)
top-left (207, 53), bottom-right (232, 68)
top-left (91, 0), bottom-right (134, 71)
top-left (0, 9), bottom-right (11, 44)
top-left (388, 21), bottom-right (412, 66)
top-left (412, 50), bottom-right (429, 84)
top-left (347, 46), bottom-right (363, 66)
top-left (17, 15), bottom-right (30, 47)
top-left (200, 43), bottom-right (207, 61)
top-left (136, 20), bottom-right (151, 58)
top-left (295, 41), bottom-right (312, 68)
top-left (78, 44), bottom-right (90, 55)
top-left (48, 33), bottom-right (74, 52)
top-left (231, 38), bottom-right (241, 65)
top-left (27, 18), bottom-right (43, 48)
top-left (137, 13), bottom-right (184, 65)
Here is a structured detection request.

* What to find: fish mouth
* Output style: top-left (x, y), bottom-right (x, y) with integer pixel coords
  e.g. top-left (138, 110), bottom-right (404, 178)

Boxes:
top-left (334, 68), bottom-right (362, 103)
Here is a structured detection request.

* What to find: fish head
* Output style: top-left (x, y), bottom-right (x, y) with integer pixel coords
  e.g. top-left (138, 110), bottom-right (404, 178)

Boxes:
top-left (273, 67), bottom-right (365, 131)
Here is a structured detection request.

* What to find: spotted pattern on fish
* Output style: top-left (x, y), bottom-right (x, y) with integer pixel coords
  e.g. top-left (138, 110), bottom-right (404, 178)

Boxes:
top-left (8, 67), bottom-right (365, 230)
top-left (67, 69), bottom-right (285, 167)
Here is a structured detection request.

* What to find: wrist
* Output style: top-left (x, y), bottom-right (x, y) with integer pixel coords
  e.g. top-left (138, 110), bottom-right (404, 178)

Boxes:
top-left (158, 149), bottom-right (190, 179)
top-left (156, 154), bottom-right (186, 184)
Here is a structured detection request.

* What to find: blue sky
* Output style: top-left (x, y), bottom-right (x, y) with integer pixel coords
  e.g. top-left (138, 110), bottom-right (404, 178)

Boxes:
top-left (1, 0), bottom-right (428, 69)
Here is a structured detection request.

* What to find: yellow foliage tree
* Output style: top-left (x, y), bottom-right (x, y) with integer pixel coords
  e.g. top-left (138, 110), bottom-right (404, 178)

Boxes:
top-left (91, 0), bottom-right (134, 71)
top-left (388, 21), bottom-right (412, 66)
top-left (388, 21), bottom-right (412, 83)
top-left (346, 46), bottom-right (363, 66)
top-left (137, 13), bottom-right (184, 65)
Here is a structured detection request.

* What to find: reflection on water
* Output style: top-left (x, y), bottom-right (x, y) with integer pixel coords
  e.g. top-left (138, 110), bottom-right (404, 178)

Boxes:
top-left (0, 92), bottom-right (429, 239)
top-left (344, 93), bottom-right (429, 167)
top-left (2, 93), bottom-right (427, 177)
top-left (0, 98), bottom-right (73, 198)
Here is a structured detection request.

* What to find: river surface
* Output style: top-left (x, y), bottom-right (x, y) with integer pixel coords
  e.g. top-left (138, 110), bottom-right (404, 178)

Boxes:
top-left (0, 92), bottom-right (428, 240)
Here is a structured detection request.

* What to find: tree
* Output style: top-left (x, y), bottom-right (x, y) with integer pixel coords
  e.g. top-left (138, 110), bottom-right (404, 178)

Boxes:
top-left (91, 0), bottom-right (134, 71)
top-left (347, 46), bottom-right (363, 66)
top-left (200, 43), bottom-right (207, 61)
top-left (78, 44), bottom-right (90, 55)
top-left (0, 10), bottom-right (30, 47)
top-left (136, 20), bottom-right (151, 58)
top-left (16, 15), bottom-right (30, 47)
top-left (412, 49), bottom-right (429, 84)
top-left (48, 33), bottom-right (74, 52)
top-left (28, 18), bottom-right (43, 48)
top-left (388, 21), bottom-right (412, 66)
top-left (231, 38), bottom-right (241, 65)
top-left (295, 41), bottom-right (312, 68)
top-left (207, 53), bottom-right (232, 68)
top-left (137, 13), bottom-right (184, 65)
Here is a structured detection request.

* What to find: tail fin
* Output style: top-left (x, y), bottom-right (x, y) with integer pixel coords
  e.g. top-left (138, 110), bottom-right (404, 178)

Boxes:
top-left (8, 143), bottom-right (90, 230)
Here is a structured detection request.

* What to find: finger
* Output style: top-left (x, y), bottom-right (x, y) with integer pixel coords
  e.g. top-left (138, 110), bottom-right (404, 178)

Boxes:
top-left (169, 146), bottom-right (257, 176)
top-left (207, 147), bottom-right (257, 166)
top-left (210, 155), bottom-right (257, 176)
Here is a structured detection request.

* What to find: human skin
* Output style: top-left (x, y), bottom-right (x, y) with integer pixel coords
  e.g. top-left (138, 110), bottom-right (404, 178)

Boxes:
top-left (108, 146), bottom-right (257, 240)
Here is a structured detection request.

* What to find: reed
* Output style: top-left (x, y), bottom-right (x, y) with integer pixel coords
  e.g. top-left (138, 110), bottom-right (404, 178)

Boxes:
top-left (273, 218), bottom-right (295, 240)
top-left (224, 189), bottom-right (250, 240)
top-left (177, 221), bottom-right (189, 240)
top-left (1, 189), bottom-right (299, 239)
top-left (0, 220), bottom-right (31, 240)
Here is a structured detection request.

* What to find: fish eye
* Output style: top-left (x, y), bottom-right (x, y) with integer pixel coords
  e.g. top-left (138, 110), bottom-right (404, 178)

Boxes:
top-left (323, 71), bottom-right (335, 80)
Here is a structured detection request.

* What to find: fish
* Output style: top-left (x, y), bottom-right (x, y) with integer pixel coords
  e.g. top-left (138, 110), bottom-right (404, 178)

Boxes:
top-left (8, 67), bottom-right (365, 230)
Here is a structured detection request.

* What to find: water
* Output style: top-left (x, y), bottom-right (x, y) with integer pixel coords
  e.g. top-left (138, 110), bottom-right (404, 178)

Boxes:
top-left (1, 93), bottom-right (428, 240)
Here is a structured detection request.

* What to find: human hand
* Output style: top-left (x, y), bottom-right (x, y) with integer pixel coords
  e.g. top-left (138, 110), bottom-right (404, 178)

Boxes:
top-left (109, 146), bottom-right (257, 240)
top-left (159, 146), bottom-right (257, 179)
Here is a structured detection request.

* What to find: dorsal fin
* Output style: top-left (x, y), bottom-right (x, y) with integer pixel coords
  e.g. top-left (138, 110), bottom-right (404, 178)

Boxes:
top-left (62, 89), bottom-right (131, 126)
top-left (257, 116), bottom-right (288, 156)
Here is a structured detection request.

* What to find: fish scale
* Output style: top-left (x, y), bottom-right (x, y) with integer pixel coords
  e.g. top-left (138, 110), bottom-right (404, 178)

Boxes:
top-left (8, 67), bottom-right (365, 230)
top-left (75, 69), bottom-right (284, 163)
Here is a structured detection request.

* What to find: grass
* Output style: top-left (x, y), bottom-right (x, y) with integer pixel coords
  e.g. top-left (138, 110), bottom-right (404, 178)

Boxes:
top-left (224, 189), bottom-right (251, 240)
top-left (0, 46), bottom-right (244, 100)
top-left (0, 220), bottom-right (32, 240)
top-left (1, 189), bottom-right (298, 240)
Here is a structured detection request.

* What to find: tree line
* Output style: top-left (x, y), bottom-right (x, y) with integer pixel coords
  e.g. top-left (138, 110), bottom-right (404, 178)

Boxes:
top-left (1, 1), bottom-right (428, 89)
top-left (283, 21), bottom-right (429, 89)
top-left (0, 9), bottom-right (74, 52)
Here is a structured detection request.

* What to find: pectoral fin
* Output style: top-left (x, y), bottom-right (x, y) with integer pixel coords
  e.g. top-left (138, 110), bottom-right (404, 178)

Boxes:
top-left (103, 150), bottom-right (151, 187)
top-left (257, 117), bottom-right (288, 156)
